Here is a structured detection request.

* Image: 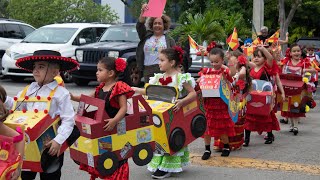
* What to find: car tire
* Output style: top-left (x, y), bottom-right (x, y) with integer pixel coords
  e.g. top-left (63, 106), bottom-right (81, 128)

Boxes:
top-left (10, 76), bottom-right (25, 82)
top-left (97, 151), bottom-right (119, 176)
top-left (73, 77), bottom-right (90, 86)
top-left (124, 61), bottom-right (141, 87)
top-left (190, 114), bottom-right (207, 138)
top-left (132, 143), bottom-right (153, 166)
top-left (169, 128), bottom-right (186, 152)
top-left (60, 71), bottom-right (73, 83)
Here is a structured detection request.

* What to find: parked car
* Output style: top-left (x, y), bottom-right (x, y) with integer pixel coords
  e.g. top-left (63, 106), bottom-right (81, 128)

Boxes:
top-left (296, 37), bottom-right (320, 49)
top-left (1, 23), bottom-right (110, 82)
top-left (0, 18), bottom-right (35, 74)
top-left (72, 23), bottom-right (179, 86)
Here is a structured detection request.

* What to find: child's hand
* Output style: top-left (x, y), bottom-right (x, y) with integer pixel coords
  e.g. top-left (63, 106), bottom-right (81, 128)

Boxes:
top-left (104, 118), bottom-right (117, 131)
top-left (45, 140), bottom-right (61, 156)
top-left (141, 3), bottom-right (148, 13)
top-left (199, 45), bottom-right (206, 53)
top-left (281, 93), bottom-right (285, 101)
top-left (173, 99), bottom-right (184, 112)
top-left (10, 167), bottom-right (21, 180)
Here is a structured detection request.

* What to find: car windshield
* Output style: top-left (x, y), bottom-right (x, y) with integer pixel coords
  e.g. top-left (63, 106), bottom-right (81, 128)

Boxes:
top-left (99, 26), bottom-right (139, 42)
top-left (146, 85), bottom-right (178, 103)
top-left (22, 27), bottom-right (78, 44)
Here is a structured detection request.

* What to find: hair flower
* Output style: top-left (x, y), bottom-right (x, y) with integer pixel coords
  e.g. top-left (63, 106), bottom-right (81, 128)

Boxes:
top-left (207, 41), bottom-right (217, 52)
top-left (115, 58), bottom-right (127, 72)
top-left (173, 46), bottom-right (184, 64)
top-left (285, 48), bottom-right (291, 58)
top-left (238, 55), bottom-right (247, 65)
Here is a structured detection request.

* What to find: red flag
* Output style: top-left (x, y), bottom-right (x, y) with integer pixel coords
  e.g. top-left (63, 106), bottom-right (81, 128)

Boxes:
top-left (226, 28), bottom-right (240, 50)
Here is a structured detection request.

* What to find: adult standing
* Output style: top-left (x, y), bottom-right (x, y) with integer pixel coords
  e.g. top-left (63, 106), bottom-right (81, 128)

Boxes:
top-left (136, 3), bottom-right (176, 83)
top-left (257, 26), bottom-right (270, 44)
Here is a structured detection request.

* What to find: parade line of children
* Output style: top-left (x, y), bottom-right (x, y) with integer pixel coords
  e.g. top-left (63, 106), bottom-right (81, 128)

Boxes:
top-left (1, 39), bottom-right (318, 179)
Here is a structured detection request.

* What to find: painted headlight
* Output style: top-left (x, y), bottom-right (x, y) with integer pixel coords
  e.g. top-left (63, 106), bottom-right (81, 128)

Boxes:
top-left (152, 115), bottom-right (162, 128)
top-left (266, 95), bottom-right (272, 104)
top-left (294, 102), bottom-right (299, 107)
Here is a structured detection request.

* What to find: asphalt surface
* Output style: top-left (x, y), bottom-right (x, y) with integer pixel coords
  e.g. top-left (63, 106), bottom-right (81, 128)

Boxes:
top-left (1, 77), bottom-right (320, 180)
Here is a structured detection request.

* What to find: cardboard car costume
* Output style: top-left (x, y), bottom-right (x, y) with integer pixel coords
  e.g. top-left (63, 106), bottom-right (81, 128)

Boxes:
top-left (4, 86), bottom-right (79, 172)
top-left (70, 85), bottom-right (206, 177)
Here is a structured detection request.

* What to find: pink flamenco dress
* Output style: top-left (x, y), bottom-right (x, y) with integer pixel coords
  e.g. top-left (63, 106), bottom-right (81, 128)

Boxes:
top-left (79, 81), bottom-right (134, 180)
top-left (200, 68), bottom-right (236, 139)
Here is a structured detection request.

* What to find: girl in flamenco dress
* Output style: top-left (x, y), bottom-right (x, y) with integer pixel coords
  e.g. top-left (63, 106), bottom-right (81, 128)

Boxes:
top-left (133, 46), bottom-right (196, 179)
top-left (279, 43), bottom-right (316, 135)
top-left (71, 57), bottom-right (134, 180)
top-left (244, 45), bottom-right (280, 146)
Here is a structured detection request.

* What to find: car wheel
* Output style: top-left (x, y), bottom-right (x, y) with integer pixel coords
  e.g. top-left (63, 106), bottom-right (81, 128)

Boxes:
top-left (190, 114), bottom-right (207, 138)
top-left (169, 128), bottom-right (186, 152)
top-left (73, 77), bottom-right (90, 86)
top-left (97, 151), bottom-right (119, 176)
top-left (60, 71), bottom-right (73, 83)
top-left (124, 61), bottom-right (141, 86)
top-left (10, 76), bottom-right (25, 82)
top-left (132, 143), bottom-right (153, 166)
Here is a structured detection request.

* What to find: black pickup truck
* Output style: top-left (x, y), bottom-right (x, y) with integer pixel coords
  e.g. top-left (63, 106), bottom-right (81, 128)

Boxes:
top-left (71, 24), bottom-right (141, 86)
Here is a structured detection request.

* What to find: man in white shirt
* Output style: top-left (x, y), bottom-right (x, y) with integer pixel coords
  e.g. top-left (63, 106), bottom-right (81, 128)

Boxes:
top-left (5, 50), bottom-right (79, 180)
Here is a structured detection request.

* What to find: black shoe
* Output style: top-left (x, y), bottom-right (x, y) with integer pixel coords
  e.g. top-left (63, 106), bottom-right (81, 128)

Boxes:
top-left (293, 127), bottom-right (298, 136)
top-left (280, 119), bottom-right (288, 124)
top-left (264, 135), bottom-right (274, 144)
top-left (221, 148), bottom-right (230, 157)
top-left (152, 169), bottom-right (171, 179)
top-left (243, 139), bottom-right (250, 147)
top-left (201, 150), bottom-right (211, 160)
top-left (289, 127), bottom-right (294, 132)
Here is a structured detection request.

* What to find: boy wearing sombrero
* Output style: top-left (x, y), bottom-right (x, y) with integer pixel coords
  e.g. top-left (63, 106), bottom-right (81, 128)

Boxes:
top-left (5, 50), bottom-right (79, 180)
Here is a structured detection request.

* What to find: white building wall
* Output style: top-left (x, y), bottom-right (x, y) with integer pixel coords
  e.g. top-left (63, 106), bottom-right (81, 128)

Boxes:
top-left (101, 0), bottom-right (125, 23)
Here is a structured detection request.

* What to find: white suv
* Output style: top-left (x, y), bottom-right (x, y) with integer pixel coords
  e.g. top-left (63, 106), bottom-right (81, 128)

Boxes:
top-left (1, 23), bottom-right (110, 82)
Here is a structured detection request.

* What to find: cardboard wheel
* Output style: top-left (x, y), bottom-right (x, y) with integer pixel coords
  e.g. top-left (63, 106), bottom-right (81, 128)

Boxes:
top-left (97, 151), bottom-right (119, 176)
top-left (132, 143), bottom-right (153, 166)
top-left (169, 128), bottom-right (185, 152)
top-left (41, 148), bottom-right (61, 173)
top-left (191, 114), bottom-right (207, 138)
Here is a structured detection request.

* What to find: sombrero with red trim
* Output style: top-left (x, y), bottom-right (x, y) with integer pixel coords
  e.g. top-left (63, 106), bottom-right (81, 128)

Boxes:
top-left (16, 50), bottom-right (79, 72)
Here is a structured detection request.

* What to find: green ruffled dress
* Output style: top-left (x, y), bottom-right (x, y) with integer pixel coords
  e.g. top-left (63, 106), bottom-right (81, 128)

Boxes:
top-left (147, 73), bottom-right (196, 173)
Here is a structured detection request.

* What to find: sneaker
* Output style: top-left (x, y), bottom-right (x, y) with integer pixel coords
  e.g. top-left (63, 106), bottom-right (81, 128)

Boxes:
top-left (201, 150), bottom-right (211, 160)
top-left (152, 169), bottom-right (171, 179)
top-left (289, 127), bottom-right (293, 132)
top-left (293, 127), bottom-right (298, 136)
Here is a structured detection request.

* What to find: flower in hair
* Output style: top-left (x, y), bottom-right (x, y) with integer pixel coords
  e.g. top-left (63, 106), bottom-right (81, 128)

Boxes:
top-left (238, 55), bottom-right (247, 65)
top-left (207, 41), bottom-right (217, 52)
top-left (115, 58), bottom-right (127, 72)
top-left (285, 48), bottom-right (291, 58)
top-left (173, 46), bottom-right (184, 64)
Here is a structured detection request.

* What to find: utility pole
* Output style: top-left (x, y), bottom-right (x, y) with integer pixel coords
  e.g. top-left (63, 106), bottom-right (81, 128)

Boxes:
top-left (252, 0), bottom-right (264, 38)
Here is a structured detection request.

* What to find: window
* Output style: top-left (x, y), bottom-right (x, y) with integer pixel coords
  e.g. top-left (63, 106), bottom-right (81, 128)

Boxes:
top-left (0, 24), bottom-right (4, 37)
top-left (78, 28), bottom-right (95, 44)
top-left (20, 25), bottom-right (35, 37)
top-left (4, 24), bottom-right (24, 39)
top-left (95, 27), bottom-right (107, 41)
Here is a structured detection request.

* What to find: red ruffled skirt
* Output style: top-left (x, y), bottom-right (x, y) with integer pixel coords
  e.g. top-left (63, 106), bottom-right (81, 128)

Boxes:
top-left (203, 98), bottom-right (235, 138)
top-left (281, 111), bottom-right (305, 118)
top-left (214, 115), bottom-right (245, 150)
top-left (79, 160), bottom-right (129, 180)
top-left (245, 111), bottom-right (280, 132)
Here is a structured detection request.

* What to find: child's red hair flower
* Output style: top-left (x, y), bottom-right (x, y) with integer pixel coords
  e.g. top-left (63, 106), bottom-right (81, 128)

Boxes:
top-left (238, 55), bottom-right (247, 65)
top-left (206, 41), bottom-right (216, 52)
top-left (115, 58), bottom-right (127, 72)
top-left (173, 46), bottom-right (184, 64)
top-left (285, 48), bottom-right (291, 58)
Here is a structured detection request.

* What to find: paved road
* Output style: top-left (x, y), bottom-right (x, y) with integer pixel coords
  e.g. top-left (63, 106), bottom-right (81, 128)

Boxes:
top-left (1, 78), bottom-right (320, 180)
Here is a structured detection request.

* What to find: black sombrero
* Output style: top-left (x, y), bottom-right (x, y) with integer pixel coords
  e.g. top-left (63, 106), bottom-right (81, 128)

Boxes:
top-left (16, 50), bottom-right (79, 72)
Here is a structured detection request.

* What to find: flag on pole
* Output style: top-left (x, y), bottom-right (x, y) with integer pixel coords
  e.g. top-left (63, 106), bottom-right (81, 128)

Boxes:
top-left (267, 30), bottom-right (280, 43)
top-left (242, 46), bottom-right (256, 56)
top-left (226, 27), bottom-right (240, 51)
top-left (188, 35), bottom-right (199, 50)
top-left (252, 37), bottom-right (262, 45)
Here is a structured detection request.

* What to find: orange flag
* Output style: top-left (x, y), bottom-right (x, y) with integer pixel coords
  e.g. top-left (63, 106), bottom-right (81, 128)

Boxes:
top-left (226, 27), bottom-right (239, 50)
top-left (252, 37), bottom-right (262, 45)
top-left (188, 35), bottom-right (199, 50)
top-left (267, 30), bottom-right (280, 43)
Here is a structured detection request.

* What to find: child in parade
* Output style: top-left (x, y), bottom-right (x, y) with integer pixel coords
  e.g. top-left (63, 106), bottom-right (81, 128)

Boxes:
top-left (199, 47), bottom-right (236, 159)
top-left (305, 44), bottom-right (320, 91)
top-left (133, 46), bottom-right (196, 179)
top-left (244, 45), bottom-right (281, 146)
top-left (280, 43), bottom-right (316, 135)
top-left (71, 57), bottom-right (134, 180)
top-left (0, 85), bottom-right (24, 180)
top-left (4, 50), bottom-right (79, 180)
